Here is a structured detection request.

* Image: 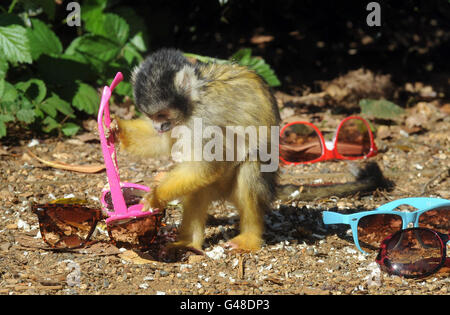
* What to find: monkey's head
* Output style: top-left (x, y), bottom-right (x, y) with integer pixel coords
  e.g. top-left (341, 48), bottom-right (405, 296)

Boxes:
top-left (131, 48), bottom-right (202, 133)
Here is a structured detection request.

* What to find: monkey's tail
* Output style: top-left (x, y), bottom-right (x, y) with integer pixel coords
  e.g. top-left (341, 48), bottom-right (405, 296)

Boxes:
top-left (276, 161), bottom-right (394, 202)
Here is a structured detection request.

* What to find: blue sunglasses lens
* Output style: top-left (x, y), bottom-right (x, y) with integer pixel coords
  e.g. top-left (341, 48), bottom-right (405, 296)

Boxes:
top-left (419, 206), bottom-right (450, 234)
top-left (357, 214), bottom-right (403, 251)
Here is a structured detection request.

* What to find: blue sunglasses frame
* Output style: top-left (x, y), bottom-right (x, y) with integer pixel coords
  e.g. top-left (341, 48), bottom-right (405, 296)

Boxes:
top-left (322, 197), bottom-right (450, 254)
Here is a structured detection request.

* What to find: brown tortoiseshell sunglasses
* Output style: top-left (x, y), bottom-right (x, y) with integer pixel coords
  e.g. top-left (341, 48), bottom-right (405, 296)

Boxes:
top-left (31, 203), bottom-right (164, 250)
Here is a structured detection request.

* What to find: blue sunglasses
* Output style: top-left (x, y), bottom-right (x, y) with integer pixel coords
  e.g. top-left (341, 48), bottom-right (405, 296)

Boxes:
top-left (322, 197), bottom-right (450, 254)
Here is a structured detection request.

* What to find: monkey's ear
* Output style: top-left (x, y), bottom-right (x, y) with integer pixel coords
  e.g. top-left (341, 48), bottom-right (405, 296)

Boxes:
top-left (174, 65), bottom-right (201, 101)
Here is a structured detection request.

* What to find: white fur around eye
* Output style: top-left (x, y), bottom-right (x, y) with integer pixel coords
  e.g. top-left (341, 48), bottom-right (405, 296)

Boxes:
top-left (174, 65), bottom-right (202, 101)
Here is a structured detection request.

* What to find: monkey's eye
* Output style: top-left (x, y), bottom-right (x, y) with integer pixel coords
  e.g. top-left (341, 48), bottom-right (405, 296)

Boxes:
top-left (153, 113), bottom-right (168, 121)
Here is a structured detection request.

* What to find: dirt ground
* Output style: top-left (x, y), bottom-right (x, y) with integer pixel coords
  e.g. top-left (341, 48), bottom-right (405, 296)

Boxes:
top-left (0, 78), bottom-right (448, 296)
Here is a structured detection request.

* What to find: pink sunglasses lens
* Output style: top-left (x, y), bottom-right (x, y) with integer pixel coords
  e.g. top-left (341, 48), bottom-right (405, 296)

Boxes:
top-left (381, 228), bottom-right (444, 278)
top-left (280, 124), bottom-right (323, 163)
top-left (103, 187), bottom-right (146, 211)
top-left (336, 119), bottom-right (372, 157)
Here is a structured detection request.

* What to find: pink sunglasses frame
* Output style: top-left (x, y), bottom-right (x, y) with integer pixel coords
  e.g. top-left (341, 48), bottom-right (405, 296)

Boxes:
top-left (97, 72), bottom-right (161, 224)
top-left (279, 116), bottom-right (378, 165)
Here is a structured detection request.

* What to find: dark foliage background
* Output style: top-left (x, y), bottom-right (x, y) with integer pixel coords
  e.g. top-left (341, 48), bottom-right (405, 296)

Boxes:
top-left (0, 0), bottom-right (448, 139)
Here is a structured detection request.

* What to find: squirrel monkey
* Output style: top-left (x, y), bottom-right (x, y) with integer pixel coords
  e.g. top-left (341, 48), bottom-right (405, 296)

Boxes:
top-left (115, 49), bottom-right (391, 252)
top-left (117, 48), bottom-right (281, 252)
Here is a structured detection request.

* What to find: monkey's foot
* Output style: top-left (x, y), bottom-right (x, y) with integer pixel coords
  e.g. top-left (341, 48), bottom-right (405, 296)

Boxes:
top-left (166, 240), bottom-right (203, 253)
top-left (226, 233), bottom-right (262, 252)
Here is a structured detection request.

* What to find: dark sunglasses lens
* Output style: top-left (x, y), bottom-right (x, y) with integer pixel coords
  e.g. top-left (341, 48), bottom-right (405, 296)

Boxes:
top-left (382, 229), bottom-right (443, 277)
top-left (104, 187), bottom-right (146, 211)
top-left (280, 124), bottom-right (323, 162)
top-left (419, 206), bottom-right (450, 234)
top-left (357, 214), bottom-right (402, 251)
top-left (33, 204), bottom-right (97, 248)
top-left (107, 214), bottom-right (161, 249)
top-left (336, 119), bottom-right (372, 157)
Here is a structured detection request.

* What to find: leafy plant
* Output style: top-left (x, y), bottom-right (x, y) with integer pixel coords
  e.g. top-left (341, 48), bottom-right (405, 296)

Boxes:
top-left (184, 48), bottom-right (281, 87)
top-left (0, 0), bottom-right (148, 138)
top-left (359, 99), bottom-right (405, 121)
top-left (0, 1), bottom-right (281, 139)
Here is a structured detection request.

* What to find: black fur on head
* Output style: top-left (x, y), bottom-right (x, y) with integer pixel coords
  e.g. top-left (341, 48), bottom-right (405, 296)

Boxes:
top-left (132, 48), bottom-right (199, 118)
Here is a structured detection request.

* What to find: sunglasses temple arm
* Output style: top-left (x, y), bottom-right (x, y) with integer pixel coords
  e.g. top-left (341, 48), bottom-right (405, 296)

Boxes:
top-left (98, 86), bottom-right (128, 214)
top-left (110, 72), bottom-right (123, 91)
top-left (322, 211), bottom-right (350, 225)
top-left (376, 198), bottom-right (450, 212)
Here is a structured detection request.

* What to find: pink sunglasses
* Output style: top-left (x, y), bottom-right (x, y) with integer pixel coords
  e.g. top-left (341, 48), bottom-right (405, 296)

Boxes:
top-left (98, 72), bottom-right (163, 225)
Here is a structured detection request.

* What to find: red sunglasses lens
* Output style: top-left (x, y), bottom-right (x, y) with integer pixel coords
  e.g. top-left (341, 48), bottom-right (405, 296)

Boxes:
top-left (381, 228), bottom-right (444, 277)
top-left (107, 214), bottom-right (162, 249)
top-left (280, 124), bottom-right (323, 162)
top-left (357, 214), bottom-right (403, 251)
top-left (32, 204), bottom-right (98, 249)
top-left (419, 206), bottom-right (450, 234)
top-left (336, 118), bottom-right (372, 157)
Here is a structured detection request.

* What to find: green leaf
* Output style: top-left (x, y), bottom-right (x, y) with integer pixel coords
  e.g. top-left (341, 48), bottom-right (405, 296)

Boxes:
top-left (0, 79), bottom-right (4, 99)
top-left (129, 32), bottom-right (147, 52)
top-left (0, 113), bottom-right (14, 122)
top-left (81, 0), bottom-right (108, 22)
top-left (15, 78), bottom-right (47, 104)
top-left (123, 42), bottom-right (143, 66)
top-left (42, 116), bottom-right (59, 133)
top-left (0, 81), bottom-right (17, 103)
top-left (0, 120), bottom-right (6, 138)
top-left (72, 82), bottom-right (99, 115)
top-left (230, 48), bottom-right (252, 62)
top-left (61, 122), bottom-right (80, 136)
top-left (16, 108), bottom-right (35, 123)
top-left (39, 98), bottom-right (57, 118)
top-left (185, 50), bottom-right (280, 87)
top-left (113, 80), bottom-right (132, 97)
top-left (112, 6), bottom-right (149, 46)
top-left (0, 24), bottom-right (32, 64)
top-left (27, 19), bottom-right (62, 60)
top-left (0, 56), bottom-right (8, 79)
top-left (183, 53), bottom-right (229, 65)
top-left (85, 13), bottom-right (130, 45)
top-left (65, 34), bottom-right (122, 73)
top-left (42, 93), bottom-right (75, 118)
top-left (359, 99), bottom-right (405, 120)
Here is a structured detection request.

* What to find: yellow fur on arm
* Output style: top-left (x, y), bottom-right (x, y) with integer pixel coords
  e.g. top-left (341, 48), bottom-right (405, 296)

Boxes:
top-left (155, 162), bottom-right (226, 203)
top-left (116, 118), bottom-right (172, 158)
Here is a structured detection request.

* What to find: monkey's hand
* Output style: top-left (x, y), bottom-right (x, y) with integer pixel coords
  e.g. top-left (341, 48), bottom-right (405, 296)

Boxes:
top-left (141, 189), bottom-right (166, 212)
top-left (105, 118), bottom-right (119, 144)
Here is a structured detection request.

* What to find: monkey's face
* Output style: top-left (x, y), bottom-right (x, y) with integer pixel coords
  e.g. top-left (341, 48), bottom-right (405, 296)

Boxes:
top-left (149, 108), bottom-right (183, 134)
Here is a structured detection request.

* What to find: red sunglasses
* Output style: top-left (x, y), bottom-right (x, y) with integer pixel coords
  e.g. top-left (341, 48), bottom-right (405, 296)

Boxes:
top-left (376, 227), bottom-right (449, 279)
top-left (279, 116), bottom-right (378, 165)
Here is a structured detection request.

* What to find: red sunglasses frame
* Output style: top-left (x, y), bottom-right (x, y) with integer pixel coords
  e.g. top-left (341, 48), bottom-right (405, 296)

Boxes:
top-left (279, 116), bottom-right (378, 165)
top-left (376, 227), bottom-right (449, 279)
